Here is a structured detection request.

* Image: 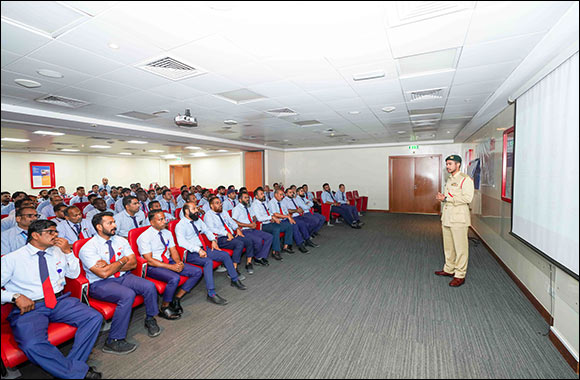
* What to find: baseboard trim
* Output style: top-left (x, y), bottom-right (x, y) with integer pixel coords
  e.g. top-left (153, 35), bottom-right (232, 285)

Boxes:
top-left (470, 227), bottom-right (580, 374)
top-left (469, 226), bottom-right (553, 325)
top-left (366, 209), bottom-right (390, 213)
top-left (549, 328), bottom-right (580, 374)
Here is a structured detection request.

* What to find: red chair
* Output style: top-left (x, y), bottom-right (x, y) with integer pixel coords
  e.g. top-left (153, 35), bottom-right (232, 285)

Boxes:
top-left (248, 191), bottom-right (254, 198)
top-left (353, 191), bottom-right (368, 212)
top-left (109, 204), bottom-right (115, 211)
top-left (175, 208), bottom-right (182, 219)
top-left (227, 210), bottom-right (233, 217)
top-left (127, 226), bottom-right (188, 295)
top-left (1, 215), bottom-right (8, 220)
top-left (0, 272), bottom-right (87, 372)
top-left (63, 197), bottom-right (72, 205)
top-left (320, 204), bottom-right (341, 225)
top-left (70, 238), bottom-right (145, 321)
top-left (346, 191), bottom-right (356, 207)
top-left (74, 202), bottom-right (90, 214)
top-left (47, 216), bottom-right (57, 220)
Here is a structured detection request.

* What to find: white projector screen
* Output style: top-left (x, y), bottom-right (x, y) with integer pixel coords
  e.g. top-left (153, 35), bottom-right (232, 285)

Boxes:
top-left (512, 51), bottom-right (579, 279)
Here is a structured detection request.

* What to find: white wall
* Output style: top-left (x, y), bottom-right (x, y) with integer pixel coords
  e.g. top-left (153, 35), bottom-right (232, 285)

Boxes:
top-left (264, 150), bottom-right (286, 186)
top-left (0, 151), bottom-right (166, 194)
top-left (283, 143), bottom-right (463, 210)
top-left (166, 153), bottom-right (243, 189)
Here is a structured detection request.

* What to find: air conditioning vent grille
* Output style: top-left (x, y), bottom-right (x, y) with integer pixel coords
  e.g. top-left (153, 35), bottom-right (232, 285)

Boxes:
top-left (293, 120), bottom-right (323, 127)
top-left (409, 88), bottom-right (444, 102)
top-left (266, 108), bottom-right (298, 117)
top-left (35, 95), bottom-right (90, 108)
top-left (137, 56), bottom-right (206, 81)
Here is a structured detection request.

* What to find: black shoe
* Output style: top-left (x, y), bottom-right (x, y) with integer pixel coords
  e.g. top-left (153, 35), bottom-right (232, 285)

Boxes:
top-left (159, 306), bottom-right (181, 320)
top-left (227, 270), bottom-right (246, 281)
top-left (305, 239), bottom-right (319, 248)
top-left (245, 263), bottom-right (254, 274)
top-left (207, 294), bottom-right (228, 305)
top-left (298, 244), bottom-right (310, 254)
top-left (144, 317), bottom-right (161, 337)
top-left (231, 279), bottom-right (247, 290)
top-left (351, 223), bottom-right (361, 229)
top-left (272, 251), bottom-right (283, 261)
top-left (170, 297), bottom-right (183, 315)
top-left (283, 246), bottom-right (295, 254)
top-left (85, 366), bottom-right (102, 379)
top-left (356, 221), bottom-right (365, 226)
top-left (253, 258), bottom-right (266, 266)
top-left (312, 231), bottom-right (319, 237)
top-left (262, 258), bottom-right (270, 266)
top-left (102, 339), bottom-right (137, 355)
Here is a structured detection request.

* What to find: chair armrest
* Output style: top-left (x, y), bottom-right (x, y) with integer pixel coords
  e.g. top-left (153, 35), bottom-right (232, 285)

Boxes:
top-left (256, 222), bottom-right (262, 231)
top-left (64, 276), bottom-right (90, 305)
top-left (134, 256), bottom-right (148, 278)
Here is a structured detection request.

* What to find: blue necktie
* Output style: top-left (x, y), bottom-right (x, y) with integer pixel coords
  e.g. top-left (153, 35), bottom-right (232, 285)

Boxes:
top-left (105, 240), bottom-right (115, 263)
top-left (329, 191), bottom-right (336, 202)
top-left (262, 203), bottom-right (270, 216)
top-left (190, 220), bottom-right (200, 237)
top-left (37, 251), bottom-right (57, 309)
top-left (130, 216), bottom-right (138, 228)
top-left (20, 230), bottom-right (27, 239)
top-left (217, 214), bottom-right (232, 234)
top-left (278, 202), bottom-right (283, 214)
top-left (291, 199), bottom-right (298, 208)
top-left (74, 224), bottom-right (81, 235)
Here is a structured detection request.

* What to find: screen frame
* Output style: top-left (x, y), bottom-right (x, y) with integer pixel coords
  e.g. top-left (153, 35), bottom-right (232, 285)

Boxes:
top-left (501, 126), bottom-right (514, 203)
top-left (509, 102), bottom-right (579, 280)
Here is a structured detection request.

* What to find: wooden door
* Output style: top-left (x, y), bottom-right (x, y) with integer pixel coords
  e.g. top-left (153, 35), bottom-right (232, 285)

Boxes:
top-left (170, 165), bottom-right (191, 188)
top-left (244, 151), bottom-right (263, 191)
top-left (389, 155), bottom-right (441, 214)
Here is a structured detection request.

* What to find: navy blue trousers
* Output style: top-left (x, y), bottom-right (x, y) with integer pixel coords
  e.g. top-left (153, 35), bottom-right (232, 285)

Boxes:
top-left (331, 204), bottom-right (360, 225)
top-left (243, 229), bottom-right (273, 259)
top-left (217, 235), bottom-right (254, 263)
top-left (8, 294), bottom-right (103, 379)
top-left (303, 212), bottom-right (326, 233)
top-left (88, 273), bottom-right (158, 341)
top-left (186, 249), bottom-right (238, 289)
top-left (261, 222), bottom-right (293, 251)
top-left (146, 259), bottom-right (202, 302)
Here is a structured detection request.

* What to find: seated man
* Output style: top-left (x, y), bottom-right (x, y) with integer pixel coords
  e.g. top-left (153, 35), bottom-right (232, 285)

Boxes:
top-left (98, 188), bottom-right (110, 202)
top-left (52, 203), bottom-right (68, 224)
top-left (82, 194), bottom-right (99, 217)
top-left (57, 206), bottom-right (96, 244)
top-left (204, 197), bottom-right (255, 276)
top-left (2, 219), bottom-right (103, 379)
top-left (216, 186), bottom-right (227, 203)
top-left (1, 206), bottom-right (39, 255)
top-left (58, 186), bottom-right (70, 199)
top-left (69, 186), bottom-right (89, 205)
top-left (136, 190), bottom-right (150, 214)
top-left (106, 187), bottom-right (120, 210)
top-left (85, 197), bottom-right (109, 222)
top-left (296, 186), bottom-right (326, 236)
top-left (176, 189), bottom-right (189, 209)
top-left (79, 212), bottom-right (161, 355)
top-left (281, 188), bottom-right (319, 248)
top-left (98, 178), bottom-right (111, 193)
top-left (302, 184), bottom-right (321, 213)
top-left (88, 184), bottom-right (100, 196)
top-left (144, 200), bottom-right (175, 225)
top-left (159, 189), bottom-right (177, 215)
top-left (40, 193), bottom-right (64, 219)
top-left (321, 183), bottom-right (362, 229)
top-left (232, 192), bottom-right (273, 268)
top-left (222, 188), bottom-right (238, 213)
top-left (251, 188), bottom-right (293, 261)
top-left (137, 210), bottom-right (202, 319)
top-left (2, 198), bottom-right (34, 232)
top-left (115, 188), bottom-right (132, 214)
top-left (146, 189), bottom-right (157, 207)
top-left (36, 189), bottom-right (57, 214)
top-left (175, 202), bottom-right (246, 301)
top-left (113, 196), bottom-right (146, 238)
top-left (335, 184), bottom-right (364, 221)
top-left (269, 189), bottom-right (310, 253)
top-left (1, 191), bottom-right (13, 215)
top-left (263, 185), bottom-right (273, 202)
top-left (198, 189), bottom-right (212, 213)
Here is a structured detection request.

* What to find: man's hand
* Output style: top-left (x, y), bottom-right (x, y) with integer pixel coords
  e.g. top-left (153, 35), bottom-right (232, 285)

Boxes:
top-left (226, 233), bottom-right (234, 241)
top-left (54, 237), bottom-right (71, 254)
top-left (236, 229), bottom-right (245, 237)
top-left (249, 222), bottom-right (257, 229)
top-left (199, 249), bottom-right (207, 258)
top-left (94, 260), bottom-right (108, 268)
top-left (436, 192), bottom-right (446, 202)
top-left (272, 216), bottom-right (281, 224)
top-left (211, 241), bottom-right (219, 251)
top-left (298, 208), bottom-right (304, 215)
top-left (170, 262), bottom-right (184, 273)
top-left (15, 294), bottom-right (35, 315)
top-left (288, 217), bottom-right (296, 225)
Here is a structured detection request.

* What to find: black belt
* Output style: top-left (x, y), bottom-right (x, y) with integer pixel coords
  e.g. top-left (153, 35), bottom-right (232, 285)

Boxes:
top-left (34, 291), bottom-right (64, 305)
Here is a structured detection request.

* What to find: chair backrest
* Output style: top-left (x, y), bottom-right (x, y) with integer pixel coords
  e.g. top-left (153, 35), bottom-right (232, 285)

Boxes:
top-left (127, 226), bottom-right (150, 258)
top-left (175, 208), bottom-right (182, 219)
top-left (227, 210), bottom-right (232, 217)
top-left (75, 202), bottom-right (91, 213)
top-left (63, 197), bottom-right (71, 205)
top-left (346, 191), bottom-right (354, 200)
top-left (47, 216), bottom-right (56, 220)
top-left (316, 191), bottom-right (322, 198)
top-left (72, 237), bottom-right (92, 277)
top-left (248, 191), bottom-right (254, 197)
top-left (353, 190), bottom-right (360, 198)
top-left (1, 214), bottom-right (8, 220)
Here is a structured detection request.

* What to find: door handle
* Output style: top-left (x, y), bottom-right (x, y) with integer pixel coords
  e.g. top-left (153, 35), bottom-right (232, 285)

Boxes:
top-left (414, 185), bottom-right (417, 190)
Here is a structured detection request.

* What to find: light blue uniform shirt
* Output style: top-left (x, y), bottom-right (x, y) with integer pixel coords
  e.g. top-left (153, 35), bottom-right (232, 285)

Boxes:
top-left (198, 198), bottom-right (211, 213)
top-left (194, 193), bottom-right (202, 201)
top-left (106, 197), bottom-right (118, 209)
top-left (1, 202), bottom-right (15, 215)
top-left (1, 213), bottom-right (16, 232)
top-left (204, 210), bottom-right (238, 237)
top-left (69, 195), bottom-right (89, 205)
top-left (137, 227), bottom-right (175, 262)
top-left (36, 199), bottom-right (51, 213)
top-left (1, 243), bottom-right (80, 303)
top-left (155, 194), bottom-right (164, 202)
top-left (335, 190), bottom-right (349, 204)
top-left (217, 194), bottom-right (226, 203)
top-left (304, 192), bottom-right (316, 203)
top-left (40, 204), bottom-right (57, 219)
top-left (251, 199), bottom-right (272, 224)
top-left (268, 198), bottom-right (289, 216)
top-left (143, 211), bottom-right (174, 226)
top-left (282, 196), bottom-right (301, 217)
top-left (175, 217), bottom-right (215, 254)
top-left (222, 197), bottom-right (238, 212)
top-left (295, 196), bottom-right (313, 214)
top-left (113, 210), bottom-right (146, 238)
top-left (232, 203), bottom-right (255, 230)
top-left (83, 204), bottom-right (95, 216)
top-left (57, 219), bottom-right (96, 245)
top-left (78, 235), bottom-right (134, 284)
top-left (1, 225), bottom-right (28, 256)
top-left (114, 198), bottom-right (125, 214)
top-left (321, 191), bottom-right (337, 204)
top-left (98, 184), bottom-right (111, 193)
top-left (264, 191), bottom-right (274, 202)
top-left (176, 198), bottom-right (186, 209)
top-left (159, 199), bottom-right (176, 214)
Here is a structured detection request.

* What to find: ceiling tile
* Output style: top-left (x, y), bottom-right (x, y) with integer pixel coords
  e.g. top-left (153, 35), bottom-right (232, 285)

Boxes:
top-left (73, 77), bottom-right (141, 98)
top-left (147, 83), bottom-right (206, 100)
top-left (400, 70), bottom-right (455, 92)
top-left (448, 79), bottom-right (504, 98)
top-left (1, 69), bottom-right (69, 93)
top-left (180, 73), bottom-right (243, 94)
top-left (453, 59), bottom-right (521, 85)
top-left (1, 49), bottom-right (21, 68)
top-left (0, 20), bottom-right (52, 56)
top-left (53, 86), bottom-right (119, 104)
top-left (3, 56), bottom-right (92, 86)
top-left (99, 66), bottom-right (170, 90)
top-left (308, 86), bottom-right (359, 102)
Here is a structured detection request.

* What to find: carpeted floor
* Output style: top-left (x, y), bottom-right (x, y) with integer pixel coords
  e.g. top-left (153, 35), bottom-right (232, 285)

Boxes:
top-left (13, 213), bottom-right (577, 379)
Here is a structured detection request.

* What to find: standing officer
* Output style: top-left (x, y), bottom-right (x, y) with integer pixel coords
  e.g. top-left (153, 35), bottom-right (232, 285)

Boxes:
top-left (435, 155), bottom-right (475, 287)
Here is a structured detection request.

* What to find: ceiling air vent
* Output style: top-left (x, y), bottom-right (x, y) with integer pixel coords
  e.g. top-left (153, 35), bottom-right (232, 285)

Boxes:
top-left (116, 111), bottom-right (158, 121)
top-left (137, 56), bottom-right (206, 81)
top-left (266, 108), bottom-right (298, 118)
top-left (408, 88), bottom-right (444, 102)
top-left (51, 142), bottom-right (74, 146)
top-left (35, 95), bottom-right (90, 109)
top-left (293, 120), bottom-right (323, 128)
top-left (90, 136), bottom-right (110, 140)
top-left (386, 2), bottom-right (476, 27)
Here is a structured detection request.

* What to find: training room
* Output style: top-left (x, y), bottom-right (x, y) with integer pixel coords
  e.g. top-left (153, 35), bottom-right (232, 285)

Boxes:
top-left (1, 1), bottom-right (578, 379)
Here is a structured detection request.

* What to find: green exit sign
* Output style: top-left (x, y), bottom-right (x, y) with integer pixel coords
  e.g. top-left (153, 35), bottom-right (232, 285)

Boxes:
top-left (408, 145), bottom-right (419, 150)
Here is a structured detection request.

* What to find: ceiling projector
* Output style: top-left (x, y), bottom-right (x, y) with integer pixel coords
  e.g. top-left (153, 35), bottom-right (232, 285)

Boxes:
top-left (175, 109), bottom-right (197, 127)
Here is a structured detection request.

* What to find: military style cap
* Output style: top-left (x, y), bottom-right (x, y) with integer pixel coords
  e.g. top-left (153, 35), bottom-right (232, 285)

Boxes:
top-left (445, 155), bottom-right (462, 163)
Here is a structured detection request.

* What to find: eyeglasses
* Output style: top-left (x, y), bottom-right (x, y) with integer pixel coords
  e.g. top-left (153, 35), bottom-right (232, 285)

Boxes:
top-left (40, 229), bottom-right (58, 235)
top-left (21, 214), bottom-right (40, 218)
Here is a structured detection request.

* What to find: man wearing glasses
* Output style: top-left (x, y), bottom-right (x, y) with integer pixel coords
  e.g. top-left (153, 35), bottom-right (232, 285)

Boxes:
top-left (1, 219), bottom-right (104, 379)
top-left (1, 206), bottom-right (39, 255)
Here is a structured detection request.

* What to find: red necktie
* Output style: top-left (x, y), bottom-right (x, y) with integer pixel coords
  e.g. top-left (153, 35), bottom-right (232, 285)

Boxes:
top-left (159, 231), bottom-right (169, 263)
top-left (262, 203), bottom-right (270, 216)
top-left (245, 207), bottom-right (252, 223)
top-left (37, 251), bottom-right (57, 309)
top-left (217, 214), bottom-right (233, 235)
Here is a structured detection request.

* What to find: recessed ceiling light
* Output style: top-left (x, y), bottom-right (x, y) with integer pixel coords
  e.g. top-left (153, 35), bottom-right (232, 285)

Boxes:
top-left (496, 128), bottom-right (507, 131)
top-left (397, 131), bottom-right (406, 134)
top-left (185, 146), bottom-right (201, 150)
top-left (224, 120), bottom-right (238, 125)
top-left (90, 145), bottom-right (111, 149)
top-left (127, 140), bottom-right (148, 144)
top-left (352, 70), bottom-right (385, 81)
top-left (37, 69), bottom-right (63, 78)
top-left (33, 130), bottom-right (65, 136)
top-left (1, 137), bottom-right (30, 142)
top-left (161, 154), bottom-right (178, 159)
top-left (447, 130), bottom-right (451, 133)
top-left (108, 42), bottom-right (120, 49)
top-left (14, 79), bottom-right (41, 88)
top-left (382, 106), bottom-right (396, 113)
top-left (148, 149), bottom-right (164, 153)
top-left (119, 152), bottom-right (133, 155)
top-left (216, 149), bottom-right (228, 153)
top-left (192, 152), bottom-right (208, 157)
top-left (60, 148), bottom-right (80, 152)
top-left (348, 111), bottom-right (360, 115)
